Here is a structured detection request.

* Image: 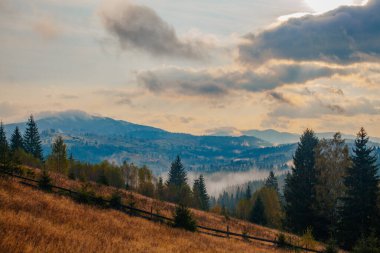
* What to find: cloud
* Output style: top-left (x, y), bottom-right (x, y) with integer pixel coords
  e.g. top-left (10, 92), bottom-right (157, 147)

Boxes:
top-left (239, 1), bottom-right (380, 65)
top-left (269, 96), bottom-right (380, 119)
top-left (137, 62), bottom-right (348, 97)
top-left (100, 1), bottom-right (208, 59)
top-left (34, 17), bottom-right (61, 40)
top-left (204, 127), bottom-right (242, 136)
top-left (267, 91), bottom-right (294, 105)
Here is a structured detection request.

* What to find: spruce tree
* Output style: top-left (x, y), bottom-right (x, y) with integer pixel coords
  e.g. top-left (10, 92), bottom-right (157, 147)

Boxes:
top-left (284, 129), bottom-right (319, 234)
top-left (192, 178), bottom-right (201, 209)
top-left (265, 171), bottom-right (279, 193)
top-left (0, 122), bottom-right (10, 171)
top-left (250, 196), bottom-right (267, 225)
top-left (10, 127), bottom-right (24, 152)
top-left (23, 115), bottom-right (43, 161)
top-left (338, 128), bottom-right (379, 249)
top-left (166, 156), bottom-right (191, 204)
top-left (198, 175), bottom-right (210, 211)
top-left (173, 204), bottom-right (197, 231)
top-left (166, 155), bottom-right (187, 187)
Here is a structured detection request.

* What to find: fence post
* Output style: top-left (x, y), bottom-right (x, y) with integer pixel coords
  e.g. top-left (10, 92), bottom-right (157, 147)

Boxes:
top-left (227, 225), bottom-right (230, 238)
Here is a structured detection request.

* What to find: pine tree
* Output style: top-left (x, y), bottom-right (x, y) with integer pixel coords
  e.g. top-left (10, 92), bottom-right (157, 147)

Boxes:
top-left (47, 136), bottom-right (68, 174)
top-left (10, 127), bottom-right (24, 152)
top-left (23, 115), bottom-right (43, 161)
top-left (166, 155), bottom-right (191, 204)
top-left (166, 155), bottom-right (187, 187)
top-left (38, 169), bottom-right (52, 191)
top-left (338, 128), bottom-right (379, 249)
top-left (250, 196), bottom-right (267, 225)
top-left (192, 178), bottom-right (201, 209)
top-left (173, 204), bottom-right (197, 231)
top-left (198, 175), bottom-right (210, 211)
top-left (0, 122), bottom-right (11, 171)
top-left (265, 171), bottom-right (279, 193)
top-left (284, 129), bottom-right (319, 234)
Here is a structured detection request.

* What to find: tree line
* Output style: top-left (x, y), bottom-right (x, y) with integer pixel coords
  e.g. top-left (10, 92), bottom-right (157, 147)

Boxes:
top-left (285, 128), bottom-right (379, 250)
top-left (0, 116), bottom-right (210, 214)
top-left (209, 128), bottom-right (379, 251)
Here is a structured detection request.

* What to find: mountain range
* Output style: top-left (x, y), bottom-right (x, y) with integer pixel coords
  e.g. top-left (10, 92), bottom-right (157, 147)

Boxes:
top-left (207, 127), bottom-right (380, 145)
top-left (4, 111), bottom-right (379, 174)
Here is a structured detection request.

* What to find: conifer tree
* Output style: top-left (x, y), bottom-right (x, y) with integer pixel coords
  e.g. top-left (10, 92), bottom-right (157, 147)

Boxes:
top-left (166, 156), bottom-right (191, 204)
top-left (166, 155), bottom-right (187, 187)
top-left (284, 129), bottom-right (319, 234)
top-left (197, 175), bottom-right (210, 211)
top-left (338, 128), bottom-right (379, 249)
top-left (173, 204), bottom-right (197, 231)
top-left (265, 171), bottom-right (279, 193)
top-left (23, 115), bottom-right (43, 161)
top-left (0, 122), bottom-right (10, 171)
top-left (47, 136), bottom-right (68, 174)
top-left (250, 196), bottom-right (267, 225)
top-left (192, 178), bottom-right (201, 208)
top-left (10, 127), bottom-right (24, 152)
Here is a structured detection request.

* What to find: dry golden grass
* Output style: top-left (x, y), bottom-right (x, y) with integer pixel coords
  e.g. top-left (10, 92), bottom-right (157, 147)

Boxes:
top-left (46, 171), bottom-right (289, 239)
top-left (0, 176), bottom-right (304, 253)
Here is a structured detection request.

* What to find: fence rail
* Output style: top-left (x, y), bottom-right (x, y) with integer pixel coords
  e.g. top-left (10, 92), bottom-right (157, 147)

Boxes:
top-left (0, 169), bottom-right (322, 253)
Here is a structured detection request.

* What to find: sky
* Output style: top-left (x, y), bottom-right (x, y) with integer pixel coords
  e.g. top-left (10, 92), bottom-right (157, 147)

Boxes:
top-left (1, 0), bottom-right (379, 137)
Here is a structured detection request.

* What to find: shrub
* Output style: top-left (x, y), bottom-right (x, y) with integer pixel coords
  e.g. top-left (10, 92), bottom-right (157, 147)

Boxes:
top-left (276, 233), bottom-right (289, 248)
top-left (173, 204), bottom-right (197, 232)
top-left (109, 191), bottom-right (123, 209)
top-left (76, 183), bottom-right (97, 204)
top-left (38, 169), bottom-right (52, 191)
top-left (300, 227), bottom-right (317, 249)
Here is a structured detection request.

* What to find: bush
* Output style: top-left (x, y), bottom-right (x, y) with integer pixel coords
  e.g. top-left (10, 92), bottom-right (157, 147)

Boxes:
top-left (352, 234), bottom-right (380, 253)
top-left (109, 191), bottom-right (123, 209)
top-left (76, 183), bottom-right (97, 204)
top-left (38, 169), bottom-right (52, 191)
top-left (300, 227), bottom-right (317, 249)
top-left (276, 233), bottom-right (289, 248)
top-left (173, 204), bottom-right (197, 232)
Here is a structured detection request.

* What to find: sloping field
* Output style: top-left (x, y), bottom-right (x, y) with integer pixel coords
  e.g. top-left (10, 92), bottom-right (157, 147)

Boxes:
top-left (0, 176), bottom-right (305, 253)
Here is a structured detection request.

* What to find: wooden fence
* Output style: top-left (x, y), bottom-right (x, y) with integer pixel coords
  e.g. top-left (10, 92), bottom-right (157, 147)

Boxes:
top-left (0, 170), bottom-right (322, 253)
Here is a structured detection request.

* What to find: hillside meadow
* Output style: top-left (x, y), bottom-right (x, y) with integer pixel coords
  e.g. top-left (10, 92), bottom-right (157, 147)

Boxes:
top-left (0, 174), bottom-right (321, 253)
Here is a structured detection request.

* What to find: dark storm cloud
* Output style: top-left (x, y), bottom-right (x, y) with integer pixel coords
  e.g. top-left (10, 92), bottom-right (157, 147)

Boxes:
top-left (137, 63), bottom-right (347, 97)
top-left (239, 1), bottom-right (380, 65)
top-left (100, 2), bottom-right (207, 59)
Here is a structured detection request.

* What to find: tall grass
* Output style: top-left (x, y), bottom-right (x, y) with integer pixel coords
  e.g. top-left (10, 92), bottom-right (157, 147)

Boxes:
top-left (0, 178), bottom-right (297, 253)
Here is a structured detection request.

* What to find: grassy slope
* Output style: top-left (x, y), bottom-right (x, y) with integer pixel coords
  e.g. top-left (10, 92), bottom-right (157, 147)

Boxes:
top-left (0, 172), bottom-right (323, 253)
